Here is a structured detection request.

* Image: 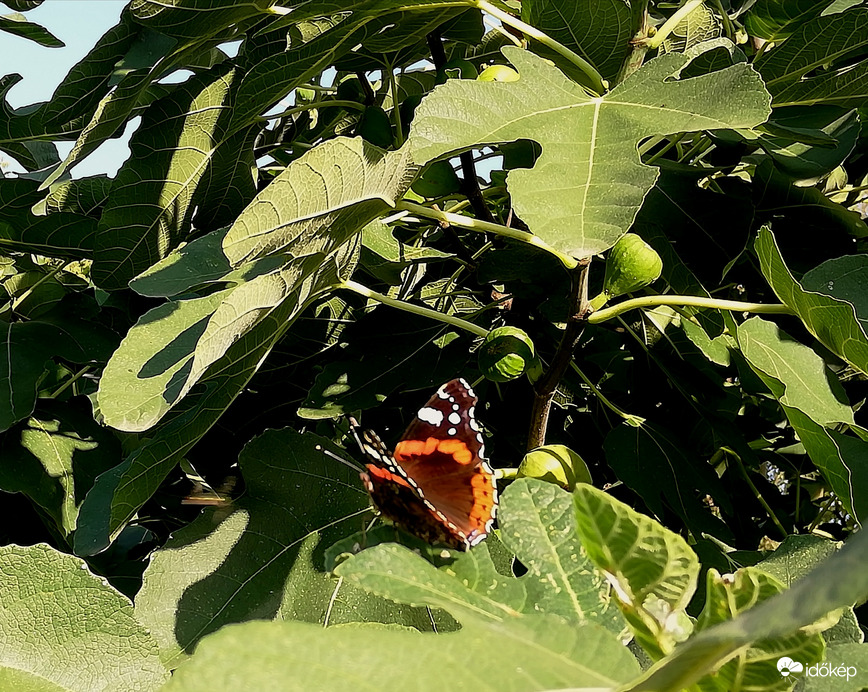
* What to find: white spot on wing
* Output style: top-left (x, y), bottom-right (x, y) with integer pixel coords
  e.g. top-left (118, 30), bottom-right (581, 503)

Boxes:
top-left (417, 406), bottom-right (444, 426)
top-left (448, 412), bottom-right (461, 425)
top-left (448, 427), bottom-right (457, 436)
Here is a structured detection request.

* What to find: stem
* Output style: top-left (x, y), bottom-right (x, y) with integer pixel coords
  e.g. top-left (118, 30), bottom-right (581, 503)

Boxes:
top-left (48, 365), bottom-right (91, 399)
top-left (642, 0), bottom-right (705, 50)
top-left (570, 362), bottom-right (645, 427)
top-left (527, 259), bottom-right (591, 450)
top-left (9, 260), bottom-right (69, 313)
top-left (476, 0), bottom-right (607, 94)
top-left (496, 467), bottom-right (520, 481)
top-left (341, 279), bottom-right (488, 338)
top-left (356, 71), bottom-right (375, 105)
top-left (644, 132), bottom-right (687, 164)
top-left (396, 200), bottom-right (578, 269)
top-left (386, 66), bottom-right (405, 147)
top-left (728, 449), bottom-right (788, 538)
top-left (588, 295), bottom-right (794, 324)
top-left (708, 0), bottom-right (735, 39)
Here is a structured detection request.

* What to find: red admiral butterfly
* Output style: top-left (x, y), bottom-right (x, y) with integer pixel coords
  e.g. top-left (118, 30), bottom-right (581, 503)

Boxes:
top-left (351, 378), bottom-right (498, 551)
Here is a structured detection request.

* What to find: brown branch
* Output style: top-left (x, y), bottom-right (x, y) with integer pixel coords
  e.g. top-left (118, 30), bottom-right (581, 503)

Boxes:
top-left (526, 258), bottom-right (592, 450)
top-left (355, 71), bottom-right (375, 105)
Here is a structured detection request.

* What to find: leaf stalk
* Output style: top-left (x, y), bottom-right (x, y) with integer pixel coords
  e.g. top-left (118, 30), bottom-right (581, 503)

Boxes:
top-left (588, 295), bottom-right (794, 324)
top-left (475, 0), bottom-right (608, 95)
top-left (395, 201), bottom-right (578, 269)
top-left (340, 279), bottom-right (488, 338)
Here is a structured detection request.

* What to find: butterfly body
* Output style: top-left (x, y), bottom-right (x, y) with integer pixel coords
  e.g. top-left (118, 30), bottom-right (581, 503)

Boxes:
top-left (353, 378), bottom-right (497, 550)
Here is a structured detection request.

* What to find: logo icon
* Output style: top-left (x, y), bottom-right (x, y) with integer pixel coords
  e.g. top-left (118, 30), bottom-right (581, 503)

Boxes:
top-left (777, 657), bottom-right (804, 677)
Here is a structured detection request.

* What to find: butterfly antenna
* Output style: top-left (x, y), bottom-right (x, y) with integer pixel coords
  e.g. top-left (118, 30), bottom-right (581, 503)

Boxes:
top-left (316, 444), bottom-right (364, 473)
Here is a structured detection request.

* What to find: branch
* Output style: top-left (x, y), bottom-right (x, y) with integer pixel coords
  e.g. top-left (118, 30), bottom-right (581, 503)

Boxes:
top-left (526, 258), bottom-right (592, 450)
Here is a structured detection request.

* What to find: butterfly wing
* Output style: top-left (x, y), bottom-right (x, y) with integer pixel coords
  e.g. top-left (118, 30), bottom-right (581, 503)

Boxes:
top-left (391, 378), bottom-right (497, 546)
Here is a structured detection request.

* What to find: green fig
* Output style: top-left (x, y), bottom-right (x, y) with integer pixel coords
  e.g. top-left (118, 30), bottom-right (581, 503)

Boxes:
top-left (357, 106), bottom-right (393, 149)
top-left (478, 326), bottom-right (535, 382)
top-left (517, 444), bottom-right (592, 491)
top-left (411, 160), bottom-right (461, 198)
top-left (477, 64), bottom-right (520, 82)
top-left (441, 58), bottom-right (478, 81)
top-left (591, 233), bottom-right (663, 310)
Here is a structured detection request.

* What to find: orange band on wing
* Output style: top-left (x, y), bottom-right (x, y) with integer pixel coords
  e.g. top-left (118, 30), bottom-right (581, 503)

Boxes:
top-left (394, 437), bottom-right (474, 464)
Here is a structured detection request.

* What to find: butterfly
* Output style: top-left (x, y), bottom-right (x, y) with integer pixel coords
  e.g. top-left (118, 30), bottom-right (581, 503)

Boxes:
top-left (350, 378), bottom-right (498, 550)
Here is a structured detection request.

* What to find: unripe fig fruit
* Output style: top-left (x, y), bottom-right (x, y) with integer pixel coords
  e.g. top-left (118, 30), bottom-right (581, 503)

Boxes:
top-left (591, 233), bottom-right (663, 310)
top-left (478, 326), bottom-right (535, 382)
top-left (441, 58), bottom-right (478, 80)
top-left (356, 106), bottom-right (393, 149)
top-left (517, 444), bottom-right (592, 491)
top-left (411, 160), bottom-right (461, 198)
top-left (477, 64), bottom-right (520, 82)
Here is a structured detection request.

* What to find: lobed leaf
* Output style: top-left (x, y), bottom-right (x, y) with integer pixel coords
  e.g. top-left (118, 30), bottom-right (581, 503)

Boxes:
top-left (410, 45), bottom-right (770, 259)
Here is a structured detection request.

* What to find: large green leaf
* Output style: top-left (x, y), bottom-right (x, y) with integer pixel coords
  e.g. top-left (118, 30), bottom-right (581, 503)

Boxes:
top-left (163, 614), bottom-right (636, 692)
top-left (738, 317), bottom-right (868, 521)
top-left (92, 63), bottom-right (240, 289)
top-left (0, 178), bottom-right (96, 258)
top-left (0, 11), bottom-right (63, 47)
top-left (410, 45), bottom-right (770, 259)
top-left (76, 250), bottom-right (355, 555)
top-left (100, 136), bottom-right (408, 432)
top-left (0, 544), bottom-right (168, 691)
top-left (133, 427), bottom-right (436, 667)
top-left (737, 316), bottom-right (855, 428)
top-left (223, 137), bottom-right (414, 266)
top-left (332, 545), bottom-right (640, 689)
top-left (44, 175), bottom-right (111, 217)
top-left (753, 159), bottom-right (867, 238)
top-left (756, 8), bottom-right (868, 108)
top-left (228, 13), bottom-right (379, 133)
top-left (0, 21), bottom-right (139, 147)
top-left (755, 226), bottom-right (868, 375)
top-left (99, 255), bottom-right (328, 432)
top-left (693, 568), bottom-right (824, 692)
top-left (521, 0), bottom-right (633, 82)
top-left (757, 107), bottom-right (861, 180)
top-left (604, 422), bottom-right (732, 540)
top-left (0, 317), bottom-right (117, 432)
top-left (129, 0), bottom-right (271, 40)
top-left (804, 643), bottom-right (868, 691)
